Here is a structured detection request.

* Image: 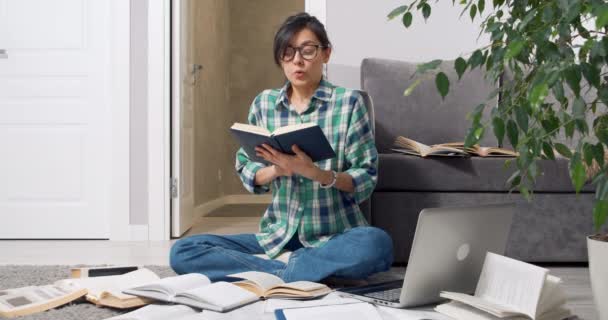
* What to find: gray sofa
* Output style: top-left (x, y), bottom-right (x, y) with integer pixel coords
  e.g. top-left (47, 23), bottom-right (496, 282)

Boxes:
top-left (359, 58), bottom-right (595, 264)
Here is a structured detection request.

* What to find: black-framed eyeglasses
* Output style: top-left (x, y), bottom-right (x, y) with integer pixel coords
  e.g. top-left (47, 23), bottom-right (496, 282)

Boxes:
top-left (281, 44), bottom-right (327, 62)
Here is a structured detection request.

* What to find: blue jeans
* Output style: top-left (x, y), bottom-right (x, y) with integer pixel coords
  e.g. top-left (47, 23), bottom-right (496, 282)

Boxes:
top-left (169, 226), bottom-right (394, 283)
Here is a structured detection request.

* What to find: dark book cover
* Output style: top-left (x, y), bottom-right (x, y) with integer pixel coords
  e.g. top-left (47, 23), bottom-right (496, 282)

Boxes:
top-left (230, 124), bottom-right (335, 165)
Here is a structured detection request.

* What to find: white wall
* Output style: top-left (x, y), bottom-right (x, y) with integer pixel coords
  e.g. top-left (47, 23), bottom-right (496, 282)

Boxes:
top-left (325, 0), bottom-right (490, 89)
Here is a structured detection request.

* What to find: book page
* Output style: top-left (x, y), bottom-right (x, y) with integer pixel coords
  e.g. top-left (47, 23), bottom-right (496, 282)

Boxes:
top-left (435, 301), bottom-right (528, 320)
top-left (394, 136), bottom-right (424, 154)
top-left (0, 285), bottom-right (87, 317)
top-left (104, 304), bottom-right (199, 320)
top-left (55, 268), bottom-right (159, 300)
top-left (230, 123), bottom-right (271, 137)
top-left (228, 271), bottom-right (284, 292)
top-left (537, 275), bottom-right (566, 315)
top-left (177, 281), bottom-right (258, 311)
top-left (439, 291), bottom-right (522, 317)
top-left (474, 252), bottom-right (548, 319)
top-left (272, 122), bottom-right (317, 136)
top-left (130, 273), bottom-right (211, 297)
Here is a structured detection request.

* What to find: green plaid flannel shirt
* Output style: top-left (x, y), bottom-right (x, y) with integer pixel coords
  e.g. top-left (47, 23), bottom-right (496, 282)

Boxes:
top-left (235, 79), bottom-right (378, 258)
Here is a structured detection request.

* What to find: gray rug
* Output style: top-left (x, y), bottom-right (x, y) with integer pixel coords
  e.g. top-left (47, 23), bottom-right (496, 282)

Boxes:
top-left (0, 265), bottom-right (177, 320)
top-left (0, 266), bottom-right (405, 320)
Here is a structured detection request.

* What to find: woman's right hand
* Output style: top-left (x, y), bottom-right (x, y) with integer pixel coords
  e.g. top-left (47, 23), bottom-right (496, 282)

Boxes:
top-left (272, 164), bottom-right (293, 178)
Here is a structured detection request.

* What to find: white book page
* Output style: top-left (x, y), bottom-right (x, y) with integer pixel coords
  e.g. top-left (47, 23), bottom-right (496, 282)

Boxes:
top-left (131, 273), bottom-right (211, 297)
top-left (272, 122), bottom-right (316, 136)
top-left (230, 123), bottom-right (271, 137)
top-left (280, 303), bottom-right (383, 320)
top-left (228, 271), bottom-right (284, 292)
top-left (177, 281), bottom-right (258, 310)
top-left (474, 253), bottom-right (548, 319)
top-left (440, 291), bottom-right (522, 317)
top-left (537, 275), bottom-right (566, 314)
top-left (55, 268), bottom-right (160, 300)
top-left (264, 295), bottom-right (361, 313)
top-left (103, 304), bottom-right (199, 320)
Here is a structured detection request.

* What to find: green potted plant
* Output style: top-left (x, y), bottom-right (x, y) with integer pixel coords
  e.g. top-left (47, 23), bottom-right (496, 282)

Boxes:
top-left (389, 0), bottom-right (608, 318)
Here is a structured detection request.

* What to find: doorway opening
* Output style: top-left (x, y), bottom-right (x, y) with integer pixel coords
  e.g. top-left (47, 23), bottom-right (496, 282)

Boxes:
top-left (170, 0), bottom-right (305, 238)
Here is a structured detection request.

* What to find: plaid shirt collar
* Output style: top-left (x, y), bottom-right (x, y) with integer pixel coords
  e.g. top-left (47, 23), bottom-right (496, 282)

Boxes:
top-left (276, 78), bottom-right (334, 110)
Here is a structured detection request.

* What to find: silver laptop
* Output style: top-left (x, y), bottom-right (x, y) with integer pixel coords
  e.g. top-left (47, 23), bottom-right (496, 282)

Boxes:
top-left (338, 204), bottom-right (514, 308)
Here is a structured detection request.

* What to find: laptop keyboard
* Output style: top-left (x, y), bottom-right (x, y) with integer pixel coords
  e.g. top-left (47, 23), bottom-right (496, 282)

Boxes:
top-left (363, 287), bottom-right (402, 302)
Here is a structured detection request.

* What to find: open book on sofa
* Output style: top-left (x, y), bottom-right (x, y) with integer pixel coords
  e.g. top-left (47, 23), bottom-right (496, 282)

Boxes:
top-left (123, 271), bottom-right (331, 312)
top-left (392, 136), bottom-right (468, 157)
top-left (393, 136), bottom-right (517, 158)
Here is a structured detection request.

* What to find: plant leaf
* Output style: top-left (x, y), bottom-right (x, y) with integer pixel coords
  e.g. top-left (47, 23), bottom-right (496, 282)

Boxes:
top-left (570, 154), bottom-right (586, 193)
top-left (542, 142), bottom-right (555, 160)
top-left (505, 40), bottom-right (525, 59)
top-left (402, 12), bottom-right (413, 28)
top-left (478, 0), bottom-right (485, 13)
top-left (422, 3), bottom-right (431, 21)
top-left (416, 59), bottom-right (442, 74)
top-left (492, 117), bottom-right (505, 147)
top-left (455, 57), bottom-right (467, 80)
top-left (593, 199), bottom-right (608, 232)
top-left (436, 72), bottom-right (450, 99)
top-left (595, 4), bottom-right (608, 29)
top-left (470, 4), bottom-right (478, 21)
top-left (555, 143), bottom-right (573, 158)
top-left (404, 78), bottom-right (423, 96)
top-left (507, 120), bottom-right (518, 147)
top-left (388, 5), bottom-right (408, 20)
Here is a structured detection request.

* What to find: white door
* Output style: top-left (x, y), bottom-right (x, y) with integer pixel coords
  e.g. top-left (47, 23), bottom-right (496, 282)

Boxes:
top-left (0, 0), bottom-right (126, 238)
top-left (171, 0), bottom-right (196, 237)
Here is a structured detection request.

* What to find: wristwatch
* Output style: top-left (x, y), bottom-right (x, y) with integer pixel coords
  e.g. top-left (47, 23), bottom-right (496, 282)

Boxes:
top-left (320, 170), bottom-right (337, 189)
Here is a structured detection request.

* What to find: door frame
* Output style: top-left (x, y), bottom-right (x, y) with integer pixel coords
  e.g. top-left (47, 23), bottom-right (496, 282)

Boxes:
top-left (145, 0), bottom-right (327, 241)
top-left (108, 0), bottom-right (132, 240)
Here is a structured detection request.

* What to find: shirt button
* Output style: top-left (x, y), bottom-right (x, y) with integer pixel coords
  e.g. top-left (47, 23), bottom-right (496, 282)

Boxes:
top-left (299, 178), bottom-right (304, 183)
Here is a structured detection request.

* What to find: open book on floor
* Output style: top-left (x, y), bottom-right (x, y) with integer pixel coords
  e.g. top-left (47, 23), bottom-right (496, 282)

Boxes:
top-left (392, 136), bottom-right (469, 157)
top-left (230, 122), bottom-right (336, 164)
top-left (123, 271), bottom-right (332, 313)
top-left (0, 284), bottom-right (87, 318)
top-left (55, 268), bottom-right (160, 309)
top-left (435, 252), bottom-right (571, 320)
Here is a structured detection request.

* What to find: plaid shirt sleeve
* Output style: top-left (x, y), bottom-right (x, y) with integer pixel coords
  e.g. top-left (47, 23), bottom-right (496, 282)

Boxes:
top-left (343, 93), bottom-right (378, 204)
top-left (235, 96), bottom-right (271, 194)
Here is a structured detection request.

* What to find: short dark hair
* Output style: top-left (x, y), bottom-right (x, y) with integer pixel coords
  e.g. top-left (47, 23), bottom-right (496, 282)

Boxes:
top-left (273, 12), bottom-right (331, 67)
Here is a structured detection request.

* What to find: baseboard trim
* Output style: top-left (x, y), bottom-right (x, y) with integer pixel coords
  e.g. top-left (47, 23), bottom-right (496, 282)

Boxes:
top-left (194, 194), bottom-right (271, 218)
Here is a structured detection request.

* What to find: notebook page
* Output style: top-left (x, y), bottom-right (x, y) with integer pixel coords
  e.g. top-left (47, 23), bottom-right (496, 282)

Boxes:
top-left (55, 269), bottom-right (160, 299)
top-left (279, 303), bottom-right (382, 320)
top-left (474, 253), bottom-right (548, 319)
top-left (104, 304), bottom-right (198, 320)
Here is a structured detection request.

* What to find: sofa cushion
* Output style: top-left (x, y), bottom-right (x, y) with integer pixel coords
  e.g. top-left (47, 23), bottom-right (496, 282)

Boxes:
top-left (376, 153), bottom-right (593, 192)
top-left (361, 58), bottom-right (500, 153)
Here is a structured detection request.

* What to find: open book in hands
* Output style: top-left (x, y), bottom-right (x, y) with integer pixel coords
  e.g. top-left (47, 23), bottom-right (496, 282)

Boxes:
top-left (123, 271), bottom-right (331, 313)
top-left (230, 122), bottom-right (336, 164)
top-left (435, 253), bottom-right (571, 320)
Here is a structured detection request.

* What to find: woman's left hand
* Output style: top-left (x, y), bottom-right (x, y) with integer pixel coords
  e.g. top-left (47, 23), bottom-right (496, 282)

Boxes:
top-left (255, 144), bottom-right (318, 179)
